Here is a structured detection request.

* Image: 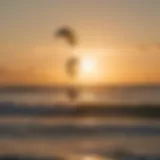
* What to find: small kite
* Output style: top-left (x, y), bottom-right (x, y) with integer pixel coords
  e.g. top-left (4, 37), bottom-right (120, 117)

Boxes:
top-left (54, 27), bottom-right (77, 46)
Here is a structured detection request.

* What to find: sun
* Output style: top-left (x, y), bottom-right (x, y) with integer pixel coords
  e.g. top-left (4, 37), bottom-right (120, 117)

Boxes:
top-left (75, 52), bottom-right (100, 84)
top-left (80, 57), bottom-right (95, 74)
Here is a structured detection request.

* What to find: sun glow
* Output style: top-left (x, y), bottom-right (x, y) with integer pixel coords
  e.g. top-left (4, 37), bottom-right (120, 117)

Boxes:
top-left (80, 57), bottom-right (96, 75)
top-left (75, 49), bottom-right (103, 84)
top-left (76, 52), bottom-right (102, 85)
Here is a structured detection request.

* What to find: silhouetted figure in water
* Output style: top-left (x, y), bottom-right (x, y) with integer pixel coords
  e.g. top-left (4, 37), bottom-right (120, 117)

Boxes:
top-left (66, 87), bottom-right (79, 101)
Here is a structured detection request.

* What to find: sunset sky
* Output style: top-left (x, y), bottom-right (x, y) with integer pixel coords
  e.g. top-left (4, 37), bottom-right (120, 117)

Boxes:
top-left (0, 0), bottom-right (160, 86)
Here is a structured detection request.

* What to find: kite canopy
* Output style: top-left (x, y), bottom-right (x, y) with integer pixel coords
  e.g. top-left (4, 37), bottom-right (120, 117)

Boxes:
top-left (54, 27), bottom-right (77, 46)
top-left (66, 57), bottom-right (79, 78)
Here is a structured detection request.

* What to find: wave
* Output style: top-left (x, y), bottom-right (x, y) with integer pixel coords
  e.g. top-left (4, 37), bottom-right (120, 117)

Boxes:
top-left (0, 102), bottom-right (159, 118)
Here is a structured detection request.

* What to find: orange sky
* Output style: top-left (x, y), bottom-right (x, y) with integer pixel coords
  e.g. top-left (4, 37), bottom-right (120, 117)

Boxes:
top-left (0, 0), bottom-right (160, 86)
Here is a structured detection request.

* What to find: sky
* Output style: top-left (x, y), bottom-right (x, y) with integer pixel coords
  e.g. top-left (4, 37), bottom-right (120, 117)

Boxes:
top-left (0, 0), bottom-right (160, 86)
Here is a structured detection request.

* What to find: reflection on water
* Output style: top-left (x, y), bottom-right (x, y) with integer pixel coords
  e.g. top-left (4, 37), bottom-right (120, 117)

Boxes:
top-left (0, 86), bottom-right (160, 105)
top-left (0, 116), bottom-right (159, 158)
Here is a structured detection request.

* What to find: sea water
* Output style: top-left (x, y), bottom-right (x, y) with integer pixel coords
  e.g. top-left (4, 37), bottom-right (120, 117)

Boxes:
top-left (0, 85), bottom-right (159, 159)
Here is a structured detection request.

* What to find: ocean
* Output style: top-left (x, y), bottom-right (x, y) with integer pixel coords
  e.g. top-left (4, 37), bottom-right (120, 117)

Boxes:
top-left (0, 85), bottom-right (160, 105)
top-left (0, 85), bottom-right (159, 159)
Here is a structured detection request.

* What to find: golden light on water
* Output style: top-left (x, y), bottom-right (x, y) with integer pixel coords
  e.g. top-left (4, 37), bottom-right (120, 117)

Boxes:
top-left (83, 156), bottom-right (97, 160)
top-left (83, 155), bottom-right (106, 160)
